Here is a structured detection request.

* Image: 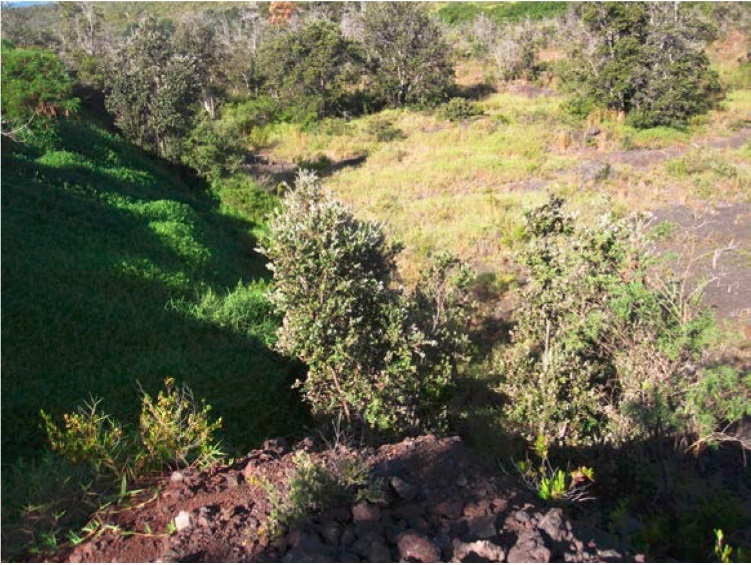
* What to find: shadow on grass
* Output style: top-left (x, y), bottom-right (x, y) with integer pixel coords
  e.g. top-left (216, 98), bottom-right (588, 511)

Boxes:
top-left (452, 81), bottom-right (497, 102)
top-left (1, 120), bottom-right (314, 559)
top-left (243, 152), bottom-right (369, 189)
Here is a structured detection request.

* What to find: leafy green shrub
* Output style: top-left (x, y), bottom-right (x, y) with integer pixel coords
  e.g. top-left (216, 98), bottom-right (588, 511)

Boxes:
top-left (437, 98), bottom-right (484, 123)
top-left (1, 42), bottom-right (79, 140)
top-left (105, 17), bottom-right (203, 162)
top-left (261, 171), bottom-right (473, 437)
top-left (365, 117), bottom-right (406, 142)
top-left (182, 114), bottom-right (246, 182)
top-left (500, 196), bottom-right (749, 449)
top-left (561, 3), bottom-right (723, 128)
top-left (561, 97), bottom-right (594, 121)
top-left (258, 21), bottom-right (364, 119)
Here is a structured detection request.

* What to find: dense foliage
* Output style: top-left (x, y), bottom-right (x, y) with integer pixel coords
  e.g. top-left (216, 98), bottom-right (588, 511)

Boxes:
top-left (3, 2), bottom-right (751, 560)
top-left (258, 21), bottom-right (364, 119)
top-left (502, 197), bottom-right (750, 448)
top-left (104, 17), bottom-right (204, 161)
top-left (360, 2), bottom-right (455, 108)
top-left (262, 172), bottom-right (473, 436)
top-left (562, 2), bottom-right (723, 127)
top-left (1, 40), bottom-right (79, 138)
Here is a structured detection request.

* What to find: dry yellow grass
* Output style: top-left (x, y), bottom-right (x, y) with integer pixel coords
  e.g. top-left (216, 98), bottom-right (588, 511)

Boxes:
top-left (264, 67), bottom-right (751, 281)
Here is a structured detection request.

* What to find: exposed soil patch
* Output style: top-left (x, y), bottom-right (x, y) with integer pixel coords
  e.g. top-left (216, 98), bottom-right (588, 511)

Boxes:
top-left (573, 127), bottom-right (750, 171)
top-left (48, 436), bottom-right (639, 563)
top-left (651, 203), bottom-right (751, 331)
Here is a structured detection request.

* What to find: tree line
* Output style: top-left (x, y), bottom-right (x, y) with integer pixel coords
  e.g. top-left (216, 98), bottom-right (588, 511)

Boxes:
top-left (4, 2), bottom-right (747, 178)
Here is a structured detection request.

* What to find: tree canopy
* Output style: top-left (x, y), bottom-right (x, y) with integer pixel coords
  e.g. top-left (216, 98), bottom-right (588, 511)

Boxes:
top-left (1, 40), bottom-right (79, 138)
top-left (563, 2), bottom-right (723, 127)
top-left (360, 2), bottom-right (455, 108)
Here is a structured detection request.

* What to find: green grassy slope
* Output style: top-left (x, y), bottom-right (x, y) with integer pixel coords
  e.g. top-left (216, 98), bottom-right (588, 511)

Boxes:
top-left (1, 115), bottom-right (308, 469)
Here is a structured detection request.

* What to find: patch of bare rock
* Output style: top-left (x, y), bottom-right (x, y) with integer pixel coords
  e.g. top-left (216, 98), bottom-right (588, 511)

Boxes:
top-left (56, 435), bottom-right (640, 563)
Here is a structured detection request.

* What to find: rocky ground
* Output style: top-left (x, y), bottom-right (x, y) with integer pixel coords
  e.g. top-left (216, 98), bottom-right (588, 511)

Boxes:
top-left (52, 435), bottom-right (641, 563)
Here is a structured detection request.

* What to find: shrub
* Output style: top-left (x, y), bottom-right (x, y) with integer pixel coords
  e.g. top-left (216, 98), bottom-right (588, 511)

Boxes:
top-left (501, 196), bottom-right (749, 449)
top-left (41, 399), bottom-right (128, 479)
top-left (561, 96), bottom-right (594, 121)
top-left (1, 42), bottom-right (79, 140)
top-left (257, 20), bottom-right (364, 119)
top-left (492, 21), bottom-right (545, 81)
top-left (137, 377), bottom-right (223, 472)
top-left (182, 115), bottom-right (246, 182)
top-left (262, 451), bottom-right (379, 534)
top-left (41, 378), bottom-right (223, 481)
top-left (261, 171), bottom-right (472, 437)
top-left (104, 17), bottom-right (203, 161)
top-left (437, 97), bottom-right (484, 122)
top-left (365, 117), bottom-right (406, 142)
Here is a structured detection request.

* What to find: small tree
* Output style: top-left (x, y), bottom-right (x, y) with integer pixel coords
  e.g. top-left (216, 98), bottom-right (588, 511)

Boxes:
top-left (257, 20), bottom-right (364, 119)
top-left (261, 172), bottom-right (472, 436)
top-left (181, 113), bottom-right (245, 182)
top-left (492, 20), bottom-right (545, 81)
top-left (57, 1), bottom-right (107, 87)
top-left (561, 2), bottom-right (723, 127)
top-left (359, 2), bottom-right (455, 108)
top-left (104, 17), bottom-right (203, 161)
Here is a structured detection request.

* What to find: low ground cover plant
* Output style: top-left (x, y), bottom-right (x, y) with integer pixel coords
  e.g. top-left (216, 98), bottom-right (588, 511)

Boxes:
top-left (437, 97), bottom-right (484, 122)
top-left (260, 451), bottom-right (381, 535)
top-left (42, 377), bottom-right (223, 482)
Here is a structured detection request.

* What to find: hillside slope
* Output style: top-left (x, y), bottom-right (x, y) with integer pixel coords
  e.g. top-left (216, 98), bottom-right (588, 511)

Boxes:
top-left (1, 116), bottom-right (308, 468)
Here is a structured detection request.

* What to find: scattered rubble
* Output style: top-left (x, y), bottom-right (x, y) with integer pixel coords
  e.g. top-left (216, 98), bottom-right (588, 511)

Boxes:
top-left (54, 435), bottom-right (639, 563)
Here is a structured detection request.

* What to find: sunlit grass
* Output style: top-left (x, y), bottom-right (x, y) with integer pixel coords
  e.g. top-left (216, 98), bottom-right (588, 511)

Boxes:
top-left (262, 86), bottom-right (751, 280)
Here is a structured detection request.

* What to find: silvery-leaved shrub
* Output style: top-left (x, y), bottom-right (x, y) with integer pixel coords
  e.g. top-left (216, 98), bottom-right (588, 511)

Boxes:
top-left (501, 196), bottom-right (749, 449)
top-left (261, 171), bottom-right (472, 437)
